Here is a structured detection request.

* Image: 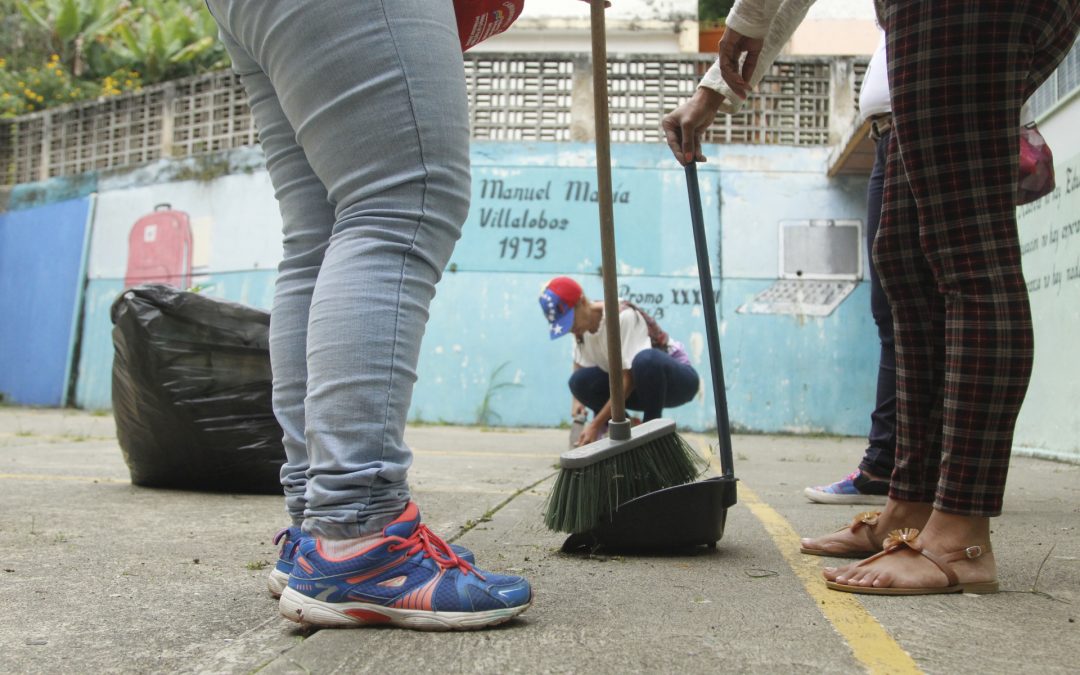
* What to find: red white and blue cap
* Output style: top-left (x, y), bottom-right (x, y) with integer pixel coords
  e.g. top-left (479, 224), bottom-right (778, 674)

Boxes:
top-left (540, 276), bottom-right (582, 340)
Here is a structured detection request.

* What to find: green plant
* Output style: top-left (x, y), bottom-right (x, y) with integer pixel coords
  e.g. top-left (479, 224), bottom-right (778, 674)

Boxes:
top-left (0, 53), bottom-right (144, 115)
top-left (474, 361), bottom-right (523, 427)
top-left (2, 0), bottom-right (227, 115)
top-left (0, 54), bottom-right (61, 114)
top-left (699, 0), bottom-right (735, 28)
top-left (15, 0), bottom-right (135, 77)
top-left (112, 0), bottom-right (227, 83)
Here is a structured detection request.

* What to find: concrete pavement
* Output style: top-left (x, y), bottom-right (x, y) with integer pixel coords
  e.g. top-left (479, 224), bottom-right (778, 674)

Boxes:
top-left (0, 406), bottom-right (1077, 674)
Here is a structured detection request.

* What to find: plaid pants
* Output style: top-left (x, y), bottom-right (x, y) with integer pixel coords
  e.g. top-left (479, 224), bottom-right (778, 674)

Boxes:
top-left (876, 0), bottom-right (1080, 516)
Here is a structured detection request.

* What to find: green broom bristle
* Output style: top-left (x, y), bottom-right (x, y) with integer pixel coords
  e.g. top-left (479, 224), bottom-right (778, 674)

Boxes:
top-left (544, 430), bottom-right (704, 534)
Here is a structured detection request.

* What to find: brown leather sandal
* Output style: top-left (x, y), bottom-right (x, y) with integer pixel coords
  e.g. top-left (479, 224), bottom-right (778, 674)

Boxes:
top-left (799, 511), bottom-right (883, 558)
top-left (824, 528), bottom-right (1000, 595)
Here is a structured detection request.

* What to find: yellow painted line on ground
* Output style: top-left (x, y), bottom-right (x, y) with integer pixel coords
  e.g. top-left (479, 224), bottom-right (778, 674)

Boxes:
top-left (702, 451), bottom-right (921, 675)
top-left (0, 472), bottom-right (128, 483)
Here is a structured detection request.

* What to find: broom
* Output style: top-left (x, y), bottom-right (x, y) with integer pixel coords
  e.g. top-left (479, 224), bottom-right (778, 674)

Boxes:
top-left (543, 0), bottom-right (702, 535)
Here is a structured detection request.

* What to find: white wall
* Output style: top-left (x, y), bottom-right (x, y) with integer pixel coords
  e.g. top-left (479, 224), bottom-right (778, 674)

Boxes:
top-left (506, 0), bottom-right (693, 20)
top-left (1037, 92), bottom-right (1080, 162)
top-left (788, 0), bottom-right (878, 56)
top-left (470, 0), bottom-right (697, 54)
top-left (472, 0), bottom-right (880, 55)
top-left (1014, 90), bottom-right (1080, 462)
top-left (804, 0), bottom-right (876, 21)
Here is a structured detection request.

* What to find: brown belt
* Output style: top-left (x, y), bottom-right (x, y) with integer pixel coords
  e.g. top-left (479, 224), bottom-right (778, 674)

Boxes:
top-left (868, 114), bottom-right (892, 142)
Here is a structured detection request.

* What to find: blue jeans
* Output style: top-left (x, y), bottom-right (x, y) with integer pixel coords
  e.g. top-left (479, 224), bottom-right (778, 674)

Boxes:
top-left (860, 129), bottom-right (897, 479)
top-left (570, 349), bottom-right (700, 421)
top-left (207, 0), bottom-right (469, 538)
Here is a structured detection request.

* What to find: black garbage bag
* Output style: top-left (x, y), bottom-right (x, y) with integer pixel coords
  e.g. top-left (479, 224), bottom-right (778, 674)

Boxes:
top-left (110, 284), bottom-right (284, 493)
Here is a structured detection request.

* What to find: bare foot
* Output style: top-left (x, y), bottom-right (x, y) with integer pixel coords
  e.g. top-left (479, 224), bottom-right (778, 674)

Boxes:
top-left (802, 498), bottom-right (932, 559)
top-left (824, 512), bottom-right (997, 592)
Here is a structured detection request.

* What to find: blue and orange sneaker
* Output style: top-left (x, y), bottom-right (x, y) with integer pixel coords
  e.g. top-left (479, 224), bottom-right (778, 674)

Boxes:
top-left (279, 502), bottom-right (531, 630)
top-left (267, 523), bottom-right (476, 598)
top-left (268, 526), bottom-right (305, 598)
top-left (804, 469), bottom-right (888, 505)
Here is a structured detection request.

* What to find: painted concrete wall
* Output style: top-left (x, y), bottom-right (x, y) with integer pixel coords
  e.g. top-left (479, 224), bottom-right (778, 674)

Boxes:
top-left (477, 0), bottom-right (880, 55)
top-left (0, 198), bottom-right (92, 405)
top-left (1012, 92), bottom-right (1080, 462)
top-left (62, 141), bottom-right (877, 440)
top-left (1037, 93), bottom-right (1080, 168)
top-left (473, 0), bottom-right (697, 53)
top-left (786, 0), bottom-right (878, 56)
top-left (519, 0), bottom-right (695, 21)
top-left (1016, 149), bottom-right (1080, 462)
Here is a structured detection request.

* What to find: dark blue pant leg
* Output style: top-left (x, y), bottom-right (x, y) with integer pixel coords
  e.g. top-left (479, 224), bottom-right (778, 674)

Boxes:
top-left (568, 366), bottom-right (613, 415)
top-left (860, 129), bottom-right (897, 479)
top-left (627, 349), bottom-right (700, 421)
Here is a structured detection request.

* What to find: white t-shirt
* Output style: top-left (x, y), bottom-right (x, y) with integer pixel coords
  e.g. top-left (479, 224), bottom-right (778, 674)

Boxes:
top-left (859, 31), bottom-right (891, 121)
top-left (573, 306), bottom-right (652, 373)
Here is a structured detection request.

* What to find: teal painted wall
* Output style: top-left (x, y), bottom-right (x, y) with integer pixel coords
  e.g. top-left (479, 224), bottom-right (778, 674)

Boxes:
top-left (59, 141), bottom-right (877, 436)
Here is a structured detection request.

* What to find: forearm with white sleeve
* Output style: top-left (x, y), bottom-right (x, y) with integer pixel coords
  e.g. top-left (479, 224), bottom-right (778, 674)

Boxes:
top-left (699, 0), bottom-right (818, 114)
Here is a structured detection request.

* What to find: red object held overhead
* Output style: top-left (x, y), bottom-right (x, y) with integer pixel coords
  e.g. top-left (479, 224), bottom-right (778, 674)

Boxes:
top-left (124, 204), bottom-right (193, 290)
top-left (456, 0), bottom-right (524, 51)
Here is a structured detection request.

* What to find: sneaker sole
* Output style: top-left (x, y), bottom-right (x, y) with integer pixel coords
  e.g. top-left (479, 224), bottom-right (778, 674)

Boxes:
top-left (268, 569), bottom-right (290, 598)
top-left (279, 586), bottom-right (531, 631)
top-left (803, 487), bottom-right (887, 505)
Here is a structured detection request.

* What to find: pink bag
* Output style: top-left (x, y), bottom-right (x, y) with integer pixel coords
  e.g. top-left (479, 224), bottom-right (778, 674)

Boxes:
top-left (1017, 122), bottom-right (1055, 205)
top-left (455, 0), bottom-right (524, 51)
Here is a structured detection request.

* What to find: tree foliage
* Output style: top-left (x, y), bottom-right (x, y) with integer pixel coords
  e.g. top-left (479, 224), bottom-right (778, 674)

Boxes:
top-left (699, 0), bottom-right (735, 26)
top-left (0, 0), bottom-right (228, 116)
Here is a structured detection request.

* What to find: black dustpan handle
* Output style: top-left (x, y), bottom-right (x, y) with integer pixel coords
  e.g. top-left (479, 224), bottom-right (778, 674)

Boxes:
top-left (685, 163), bottom-right (734, 478)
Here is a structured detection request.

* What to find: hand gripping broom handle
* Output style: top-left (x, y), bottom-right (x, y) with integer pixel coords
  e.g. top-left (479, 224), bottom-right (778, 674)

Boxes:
top-left (685, 163), bottom-right (734, 478)
top-left (590, 1), bottom-right (630, 441)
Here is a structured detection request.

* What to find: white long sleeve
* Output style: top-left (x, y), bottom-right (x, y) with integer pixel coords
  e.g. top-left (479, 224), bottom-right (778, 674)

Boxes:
top-left (699, 0), bottom-right (818, 114)
top-left (723, 0), bottom-right (784, 39)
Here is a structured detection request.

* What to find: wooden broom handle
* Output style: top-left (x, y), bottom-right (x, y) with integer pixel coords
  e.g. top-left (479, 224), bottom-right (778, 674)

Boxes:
top-left (589, 0), bottom-right (627, 428)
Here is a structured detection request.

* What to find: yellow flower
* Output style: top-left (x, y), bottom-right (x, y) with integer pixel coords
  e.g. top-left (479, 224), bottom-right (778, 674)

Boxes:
top-left (124, 80), bottom-right (132, 87)
top-left (50, 53), bottom-right (60, 62)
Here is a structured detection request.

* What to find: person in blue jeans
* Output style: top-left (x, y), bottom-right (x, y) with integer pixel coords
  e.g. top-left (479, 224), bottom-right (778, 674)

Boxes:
top-left (540, 276), bottom-right (700, 445)
top-left (802, 26), bottom-right (894, 506)
top-left (205, 0), bottom-right (531, 630)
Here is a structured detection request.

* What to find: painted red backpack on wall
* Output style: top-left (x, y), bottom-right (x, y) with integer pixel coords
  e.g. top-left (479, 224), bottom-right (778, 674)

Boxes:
top-left (124, 203), bottom-right (193, 290)
top-left (456, 0), bottom-right (524, 51)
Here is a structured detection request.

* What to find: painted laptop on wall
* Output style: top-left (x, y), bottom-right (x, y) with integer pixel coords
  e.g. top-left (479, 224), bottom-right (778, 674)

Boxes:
top-left (738, 219), bottom-right (863, 317)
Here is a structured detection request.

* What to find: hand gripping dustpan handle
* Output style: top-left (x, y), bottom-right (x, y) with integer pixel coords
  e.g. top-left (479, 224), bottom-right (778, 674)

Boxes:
top-left (685, 163), bottom-right (735, 478)
top-left (589, 0), bottom-right (630, 440)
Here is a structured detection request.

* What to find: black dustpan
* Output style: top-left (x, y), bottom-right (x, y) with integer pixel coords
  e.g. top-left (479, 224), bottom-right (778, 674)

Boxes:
top-left (560, 163), bottom-right (739, 554)
top-left (560, 476), bottom-right (737, 552)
